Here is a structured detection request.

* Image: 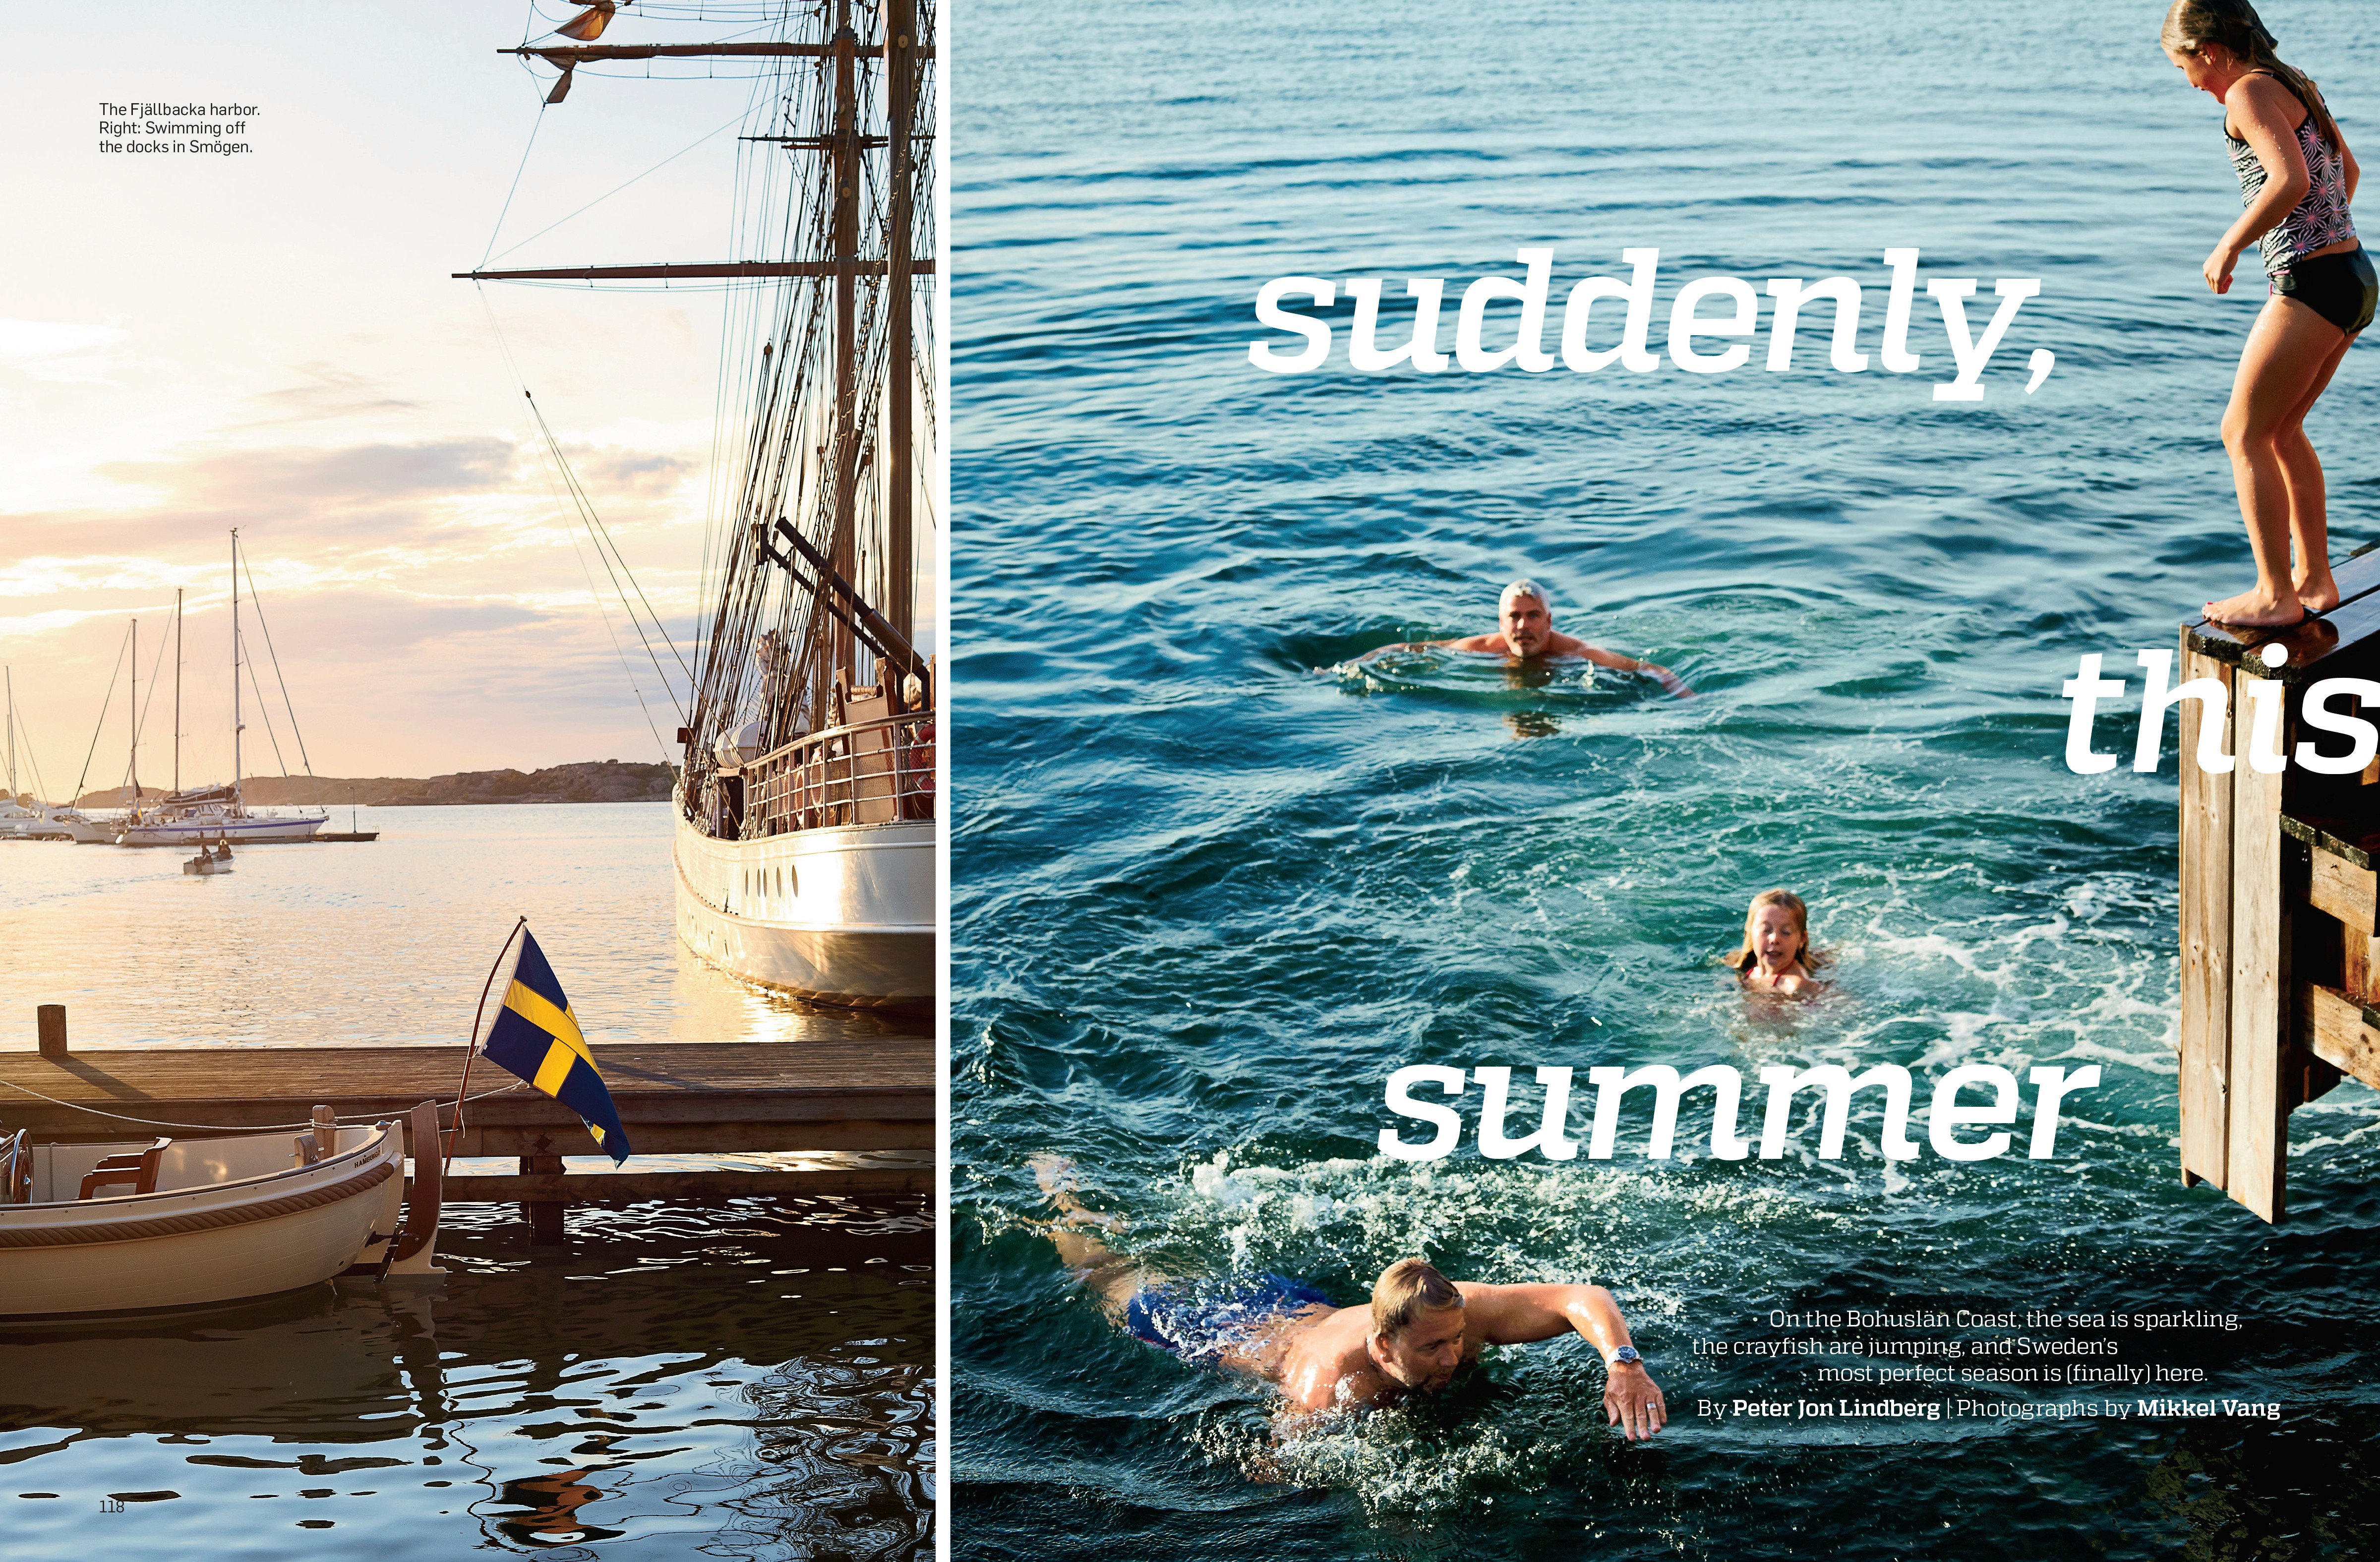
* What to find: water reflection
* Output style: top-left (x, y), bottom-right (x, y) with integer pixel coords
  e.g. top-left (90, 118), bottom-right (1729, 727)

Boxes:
top-left (0, 1198), bottom-right (932, 1559)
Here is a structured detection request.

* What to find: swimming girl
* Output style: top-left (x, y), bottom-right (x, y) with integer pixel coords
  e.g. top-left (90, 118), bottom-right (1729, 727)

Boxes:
top-left (1725, 889), bottom-right (1827, 995)
top-left (2163, 0), bottom-right (2371, 627)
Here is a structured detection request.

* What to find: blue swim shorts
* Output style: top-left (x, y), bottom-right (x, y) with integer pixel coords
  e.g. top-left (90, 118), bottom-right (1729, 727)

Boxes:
top-left (1124, 1273), bottom-right (1336, 1360)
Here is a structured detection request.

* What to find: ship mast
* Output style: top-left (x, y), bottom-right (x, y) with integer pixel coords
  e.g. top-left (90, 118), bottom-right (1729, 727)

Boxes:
top-left (174, 588), bottom-right (183, 794)
top-left (459, 5), bottom-right (935, 821)
top-left (887, 0), bottom-right (916, 647)
top-left (232, 530), bottom-right (243, 811)
top-left (128, 617), bottom-right (138, 810)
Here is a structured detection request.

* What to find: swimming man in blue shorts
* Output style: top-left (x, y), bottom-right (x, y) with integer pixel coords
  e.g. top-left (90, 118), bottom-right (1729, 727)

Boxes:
top-left (1030, 1155), bottom-right (1666, 1437)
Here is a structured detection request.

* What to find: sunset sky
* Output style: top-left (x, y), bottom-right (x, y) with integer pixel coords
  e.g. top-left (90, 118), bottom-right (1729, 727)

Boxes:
top-left (1, 1), bottom-right (939, 797)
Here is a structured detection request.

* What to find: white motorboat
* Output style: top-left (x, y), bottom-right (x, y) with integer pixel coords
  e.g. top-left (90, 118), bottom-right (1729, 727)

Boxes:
top-left (0, 802), bottom-right (118, 843)
top-left (0, 1102), bottom-right (443, 1319)
top-left (182, 841), bottom-right (235, 875)
top-left (42, 806), bottom-right (119, 843)
top-left (0, 798), bottom-right (64, 841)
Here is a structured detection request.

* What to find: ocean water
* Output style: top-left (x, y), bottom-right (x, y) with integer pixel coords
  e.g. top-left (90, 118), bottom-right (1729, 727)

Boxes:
top-left (0, 804), bottom-right (933, 1559)
top-left (950, 3), bottom-right (2380, 1559)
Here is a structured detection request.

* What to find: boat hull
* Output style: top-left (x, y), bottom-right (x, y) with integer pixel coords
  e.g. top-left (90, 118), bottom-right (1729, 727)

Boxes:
top-left (672, 809), bottom-right (934, 1006)
top-left (121, 811), bottom-right (328, 846)
top-left (0, 1126), bottom-right (406, 1319)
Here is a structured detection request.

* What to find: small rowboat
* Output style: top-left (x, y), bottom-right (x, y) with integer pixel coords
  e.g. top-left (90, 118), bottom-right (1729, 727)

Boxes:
top-left (0, 1101), bottom-right (443, 1319)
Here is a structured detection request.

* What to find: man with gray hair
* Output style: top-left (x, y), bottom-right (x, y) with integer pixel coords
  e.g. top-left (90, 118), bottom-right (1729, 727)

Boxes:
top-left (1030, 1157), bottom-right (1667, 1437)
top-left (1373, 580), bottom-right (1690, 695)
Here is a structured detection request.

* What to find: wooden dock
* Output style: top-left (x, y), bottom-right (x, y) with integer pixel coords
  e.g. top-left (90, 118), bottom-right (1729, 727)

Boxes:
top-left (1, 1019), bottom-right (932, 1222)
top-left (2178, 542), bottom-right (2380, 1222)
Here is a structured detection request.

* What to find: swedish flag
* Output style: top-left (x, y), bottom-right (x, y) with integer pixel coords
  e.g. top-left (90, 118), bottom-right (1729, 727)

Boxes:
top-left (481, 930), bottom-right (633, 1163)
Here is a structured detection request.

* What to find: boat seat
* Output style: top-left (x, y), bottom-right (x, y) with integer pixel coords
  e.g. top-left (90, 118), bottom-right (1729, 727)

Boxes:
top-left (78, 1138), bottom-right (171, 1200)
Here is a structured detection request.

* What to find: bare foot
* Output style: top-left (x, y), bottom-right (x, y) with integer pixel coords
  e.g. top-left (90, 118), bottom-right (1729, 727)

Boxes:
top-left (1026, 1152), bottom-right (1116, 1229)
top-left (1027, 1152), bottom-right (1079, 1196)
top-left (2203, 586), bottom-right (2305, 627)
top-left (2292, 567), bottom-right (2339, 614)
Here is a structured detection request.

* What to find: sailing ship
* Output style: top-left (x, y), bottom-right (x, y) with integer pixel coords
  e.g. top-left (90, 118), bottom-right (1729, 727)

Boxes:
top-left (463, 2), bottom-right (937, 1007)
top-left (120, 533), bottom-right (328, 846)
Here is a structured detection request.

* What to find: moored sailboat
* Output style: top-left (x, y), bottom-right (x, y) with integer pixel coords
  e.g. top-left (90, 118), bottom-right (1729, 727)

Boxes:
top-left (119, 533), bottom-right (327, 847)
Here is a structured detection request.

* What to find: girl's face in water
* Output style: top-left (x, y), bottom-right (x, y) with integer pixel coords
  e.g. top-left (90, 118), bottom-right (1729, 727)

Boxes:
top-left (1751, 903), bottom-right (1804, 970)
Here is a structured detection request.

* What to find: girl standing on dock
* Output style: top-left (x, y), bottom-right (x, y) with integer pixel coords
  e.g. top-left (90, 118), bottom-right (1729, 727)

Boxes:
top-left (2164, 0), bottom-right (2371, 628)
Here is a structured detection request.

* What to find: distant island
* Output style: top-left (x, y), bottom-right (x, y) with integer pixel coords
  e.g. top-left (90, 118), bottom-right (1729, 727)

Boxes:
top-left (70, 759), bottom-right (675, 810)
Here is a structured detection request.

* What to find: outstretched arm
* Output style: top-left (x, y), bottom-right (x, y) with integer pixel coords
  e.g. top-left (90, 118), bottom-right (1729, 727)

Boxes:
top-left (1465, 1282), bottom-right (1668, 1440)
top-left (1576, 644), bottom-right (1692, 697)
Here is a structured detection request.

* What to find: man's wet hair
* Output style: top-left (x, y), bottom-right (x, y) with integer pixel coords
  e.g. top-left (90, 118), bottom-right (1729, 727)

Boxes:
top-left (1499, 579), bottom-right (1551, 615)
top-left (1372, 1257), bottom-right (1464, 1338)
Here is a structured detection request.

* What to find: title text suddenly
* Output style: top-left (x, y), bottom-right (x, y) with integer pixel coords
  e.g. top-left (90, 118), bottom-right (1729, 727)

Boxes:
top-left (1251, 247), bottom-right (2053, 402)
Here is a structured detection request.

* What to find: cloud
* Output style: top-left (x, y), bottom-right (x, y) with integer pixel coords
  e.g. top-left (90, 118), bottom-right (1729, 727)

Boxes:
top-left (0, 319), bottom-right (130, 387)
top-left (573, 447), bottom-right (698, 496)
top-left (239, 363), bottom-right (428, 425)
top-left (101, 437), bottom-right (519, 508)
top-left (0, 320), bottom-right (125, 360)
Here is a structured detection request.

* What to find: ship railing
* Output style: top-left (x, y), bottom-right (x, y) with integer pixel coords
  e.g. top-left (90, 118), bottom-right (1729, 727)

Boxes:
top-left (741, 712), bottom-right (936, 836)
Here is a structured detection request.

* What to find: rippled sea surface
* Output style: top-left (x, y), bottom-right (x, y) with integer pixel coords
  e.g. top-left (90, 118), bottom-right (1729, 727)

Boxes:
top-left (1, 805), bottom-right (932, 1558)
top-left (952, 2), bottom-right (2380, 1558)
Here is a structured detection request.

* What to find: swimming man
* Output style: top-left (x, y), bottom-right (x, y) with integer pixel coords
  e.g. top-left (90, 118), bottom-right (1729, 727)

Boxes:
top-left (1032, 1157), bottom-right (1667, 1438)
top-left (1368, 580), bottom-right (1691, 696)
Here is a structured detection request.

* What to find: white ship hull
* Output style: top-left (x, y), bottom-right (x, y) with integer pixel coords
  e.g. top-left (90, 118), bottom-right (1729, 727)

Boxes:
top-left (672, 808), bottom-right (934, 1007)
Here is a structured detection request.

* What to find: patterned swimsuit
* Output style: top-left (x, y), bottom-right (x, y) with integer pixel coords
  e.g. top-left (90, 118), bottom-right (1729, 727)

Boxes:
top-left (2229, 107), bottom-right (2354, 272)
top-left (2226, 76), bottom-right (2372, 334)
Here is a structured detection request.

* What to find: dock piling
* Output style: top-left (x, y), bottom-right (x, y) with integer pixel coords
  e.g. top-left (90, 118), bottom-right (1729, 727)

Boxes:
top-left (36, 1005), bottom-right (65, 1059)
top-left (2178, 546), bottom-right (2380, 1222)
top-left (521, 1133), bottom-right (566, 1245)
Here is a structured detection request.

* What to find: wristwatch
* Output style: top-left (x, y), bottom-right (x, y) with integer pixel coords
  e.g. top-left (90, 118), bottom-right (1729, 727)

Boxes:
top-left (1610, 1345), bottom-right (1642, 1368)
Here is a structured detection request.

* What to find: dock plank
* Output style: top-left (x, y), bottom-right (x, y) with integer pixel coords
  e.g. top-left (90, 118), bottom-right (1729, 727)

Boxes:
top-left (435, 1167), bottom-right (929, 1201)
top-left (2302, 983), bottom-right (2380, 1091)
top-left (0, 1040), bottom-right (932, 1153)
top-left (2186, 543), bottom-right (2380, 677)
top-left (2225, 688), bottom-right (2288, 1224)
top-left (2177, 640), bottom-right (2232, 1188)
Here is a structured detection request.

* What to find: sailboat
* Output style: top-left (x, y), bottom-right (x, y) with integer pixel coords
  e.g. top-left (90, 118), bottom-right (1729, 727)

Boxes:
top-left (461, 2), bottom-right (937, 1007)
top-left (120, 533), bottom-right (329, 847)
top-left (0, 667), bottom-right (112, 842)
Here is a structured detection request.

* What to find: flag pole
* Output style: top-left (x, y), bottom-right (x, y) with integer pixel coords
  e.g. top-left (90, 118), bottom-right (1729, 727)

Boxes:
top-left (448, 914), bottom-right (528, 1172)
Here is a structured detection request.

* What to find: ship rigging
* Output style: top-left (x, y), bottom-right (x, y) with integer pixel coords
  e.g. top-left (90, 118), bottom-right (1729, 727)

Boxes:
top-left (460, 0), bottom-right (938, 1006)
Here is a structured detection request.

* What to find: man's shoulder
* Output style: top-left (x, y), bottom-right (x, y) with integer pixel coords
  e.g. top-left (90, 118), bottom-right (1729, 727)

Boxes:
top-left (1440, 632), bottom-right (1508, 653)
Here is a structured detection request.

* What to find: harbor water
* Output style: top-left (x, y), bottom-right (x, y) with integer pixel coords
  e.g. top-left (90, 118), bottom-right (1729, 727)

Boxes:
top-left (951, 2), bottom-right (2380, 1558)
top-left (1, 803), bottom-right (932, 1559)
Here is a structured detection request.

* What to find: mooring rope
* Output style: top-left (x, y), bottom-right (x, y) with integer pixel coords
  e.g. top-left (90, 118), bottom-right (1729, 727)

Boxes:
top-left (0, 1076), bottom-right (526, 1133)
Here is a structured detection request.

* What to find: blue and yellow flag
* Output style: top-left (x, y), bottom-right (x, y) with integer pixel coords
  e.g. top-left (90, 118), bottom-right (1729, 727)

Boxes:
top-left (482, 930), bottom-right (633, 1163)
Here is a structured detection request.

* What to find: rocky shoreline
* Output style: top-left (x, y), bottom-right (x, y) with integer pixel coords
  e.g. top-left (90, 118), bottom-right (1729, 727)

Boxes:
top-left (71, 759), bottom-right (675, 810)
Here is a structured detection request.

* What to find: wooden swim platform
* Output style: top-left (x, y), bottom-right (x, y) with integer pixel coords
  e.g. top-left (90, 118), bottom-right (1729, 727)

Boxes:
top-left (2178, 542), bottom-right (2380, 1223)
top-left (1, 1014), bottom-right (931, 1211)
